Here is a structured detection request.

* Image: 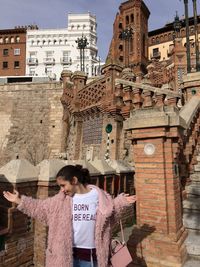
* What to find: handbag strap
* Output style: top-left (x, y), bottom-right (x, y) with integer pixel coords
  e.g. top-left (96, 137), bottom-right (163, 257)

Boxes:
top-left (119, 220), bottom-right (125, 244)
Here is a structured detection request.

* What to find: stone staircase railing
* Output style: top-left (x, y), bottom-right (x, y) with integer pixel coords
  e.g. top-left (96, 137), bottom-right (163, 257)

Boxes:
top-left (179, 96), bottom-right (200, 265)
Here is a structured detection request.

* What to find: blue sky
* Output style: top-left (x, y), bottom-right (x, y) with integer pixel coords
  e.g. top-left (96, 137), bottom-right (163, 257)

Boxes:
top-left (0, 0), bottom-right (199, 60)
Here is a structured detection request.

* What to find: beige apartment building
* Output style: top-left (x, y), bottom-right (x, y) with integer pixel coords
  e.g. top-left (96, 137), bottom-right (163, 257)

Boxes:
top-left (148, 16), bottom-right (200, 68)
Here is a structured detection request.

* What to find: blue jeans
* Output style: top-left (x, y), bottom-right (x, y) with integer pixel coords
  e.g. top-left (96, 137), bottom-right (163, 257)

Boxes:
top-left (73, 258), bottom-right (98, 267)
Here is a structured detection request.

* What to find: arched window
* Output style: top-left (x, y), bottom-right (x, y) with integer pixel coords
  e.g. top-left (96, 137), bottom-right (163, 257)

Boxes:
top-left (16, 36), bottom-right (20, 43)
top-left (5, 37), bottom-right (9, 43)
top-left (131, 14), bottom-right (134, 23)
top-left (126, 15), bottom-right (129, 25)
top-left (119, 23), bottom-right (123, 29)
top-left (119, 44), bottom-right (123, 51)
top-left (0, 37), bottom-right (3, 44)
top-left (10, 37), bottom-right (14, 43)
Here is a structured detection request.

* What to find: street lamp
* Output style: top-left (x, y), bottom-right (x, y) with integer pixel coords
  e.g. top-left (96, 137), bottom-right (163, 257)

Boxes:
top-left (119, 27), bottom-right (133, 67)
top-left (173, 11), bottom-right (182, 38)
top-left (183, 0), bottom-right (191, 73)
top-left (76, 35), bottom-right (88, 72)
top-left (192, 0), bottom-right (200, 71)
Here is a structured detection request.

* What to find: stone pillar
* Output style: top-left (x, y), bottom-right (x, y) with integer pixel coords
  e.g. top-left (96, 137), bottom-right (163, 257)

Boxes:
top-left (125, 108), bottom-right (188, 267)
top-left (0, 159), bottom-right (38, 267)
top-left (71, 71), bottom-right (87, 93)
top-left (34, 159), bottom-right (66, 267)
top-left (61, 70), bottom-right (72, 86)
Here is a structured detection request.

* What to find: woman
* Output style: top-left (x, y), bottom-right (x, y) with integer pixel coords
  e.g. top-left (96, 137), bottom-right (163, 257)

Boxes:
top-left (3, 165), bottom-right (136, 267)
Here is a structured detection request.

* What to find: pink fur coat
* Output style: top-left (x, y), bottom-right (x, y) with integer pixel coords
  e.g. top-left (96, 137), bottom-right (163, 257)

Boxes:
top-left (17, 185), bottom-right (132, 267)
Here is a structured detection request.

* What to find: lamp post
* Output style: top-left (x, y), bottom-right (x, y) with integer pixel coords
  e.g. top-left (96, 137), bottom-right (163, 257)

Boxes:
top-left (76, 35), bottom-right (88, 72)
top-left (98, 56), bottom-right (101, 75)
top-left (119, 27), bottom-right (133, 67)
top-left (183, 0), bottom-right (191, 73)
top-left (173, 11), bottom-right (182, 38)
top-left (192, 0), bottom-right (200, 71)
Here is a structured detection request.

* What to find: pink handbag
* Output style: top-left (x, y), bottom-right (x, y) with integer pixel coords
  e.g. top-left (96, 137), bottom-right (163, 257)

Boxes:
top-left (110, 221), bottom-right (133, 267)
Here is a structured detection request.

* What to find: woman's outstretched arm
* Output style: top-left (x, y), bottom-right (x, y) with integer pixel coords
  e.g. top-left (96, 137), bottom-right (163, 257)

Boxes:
top-left (113, 193), bottom-right (136, 221)
top-left (3, 190), bottom-right (52, 225)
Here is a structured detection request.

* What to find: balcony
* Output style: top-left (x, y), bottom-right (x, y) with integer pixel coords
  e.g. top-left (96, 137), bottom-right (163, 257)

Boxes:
top-left (27, 58), bottom-right (38, 65)
top-left (150, 51), bottom-right (161, 60)
top-left (43, 58), bottom-right (55, 65)
top-left (60, 57), bottom-right (72, 65)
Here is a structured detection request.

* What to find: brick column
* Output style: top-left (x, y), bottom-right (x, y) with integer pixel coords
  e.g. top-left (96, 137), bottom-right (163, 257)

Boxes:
top-left (34, 159), bottom-right (66, 267)
top-left (0, 159), bottom-right (38, 267)
top-left (125, 108), bottom-right (188, 267)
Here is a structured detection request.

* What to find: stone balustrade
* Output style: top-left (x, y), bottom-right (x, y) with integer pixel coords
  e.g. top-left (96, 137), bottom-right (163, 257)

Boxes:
top-left (115, 78), bottom-right (181, 112)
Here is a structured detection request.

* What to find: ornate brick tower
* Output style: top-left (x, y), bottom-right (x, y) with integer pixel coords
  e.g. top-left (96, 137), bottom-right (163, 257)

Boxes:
top-left (106, 0), bottom-right (150, 76)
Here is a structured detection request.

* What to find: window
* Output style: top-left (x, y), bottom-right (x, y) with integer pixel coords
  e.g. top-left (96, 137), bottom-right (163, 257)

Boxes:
top-left (29, 68), bottom-right (36, 76)
top-left (119, 44), bottom-right (123, 51)
top-left (14, 48), bottom-right (20, 55)
top-left (126, 15), bottom-right (129, 25)
top-left (131, 14), bottom-right (134, 23)
top-left (46, 51), bottom-right (53, 58)
top-left (16, 36), bottom-right (20, 43)
top-left (14, 61), bottom-right (20, 68)
top-left (45, 66), bottom-right (52, 76)
top-left (3, 49), bottom-right (8, 56)
top-left (5, 37), bottom-right (9, 43)
top-left (0, 37), bottom-right (3, 43)
top-left (10, 37), bottom-right (14, 43)
top-left (0, 235), bottom-right (5, 252)
top-left (3, 62), bottom-right (8, 69)
top-left (119, 23), bottom-right (123, 29)
top-left (153, 48), bottom-right (159, 56)
top-left (30, 51), bottom-right (37, 58)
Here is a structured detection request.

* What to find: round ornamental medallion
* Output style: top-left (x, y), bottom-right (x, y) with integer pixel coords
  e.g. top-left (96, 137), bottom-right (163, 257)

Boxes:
top-left (144, 143), bottom-right (155, 156)
top-left (105, 124), bottom-right (112, 134)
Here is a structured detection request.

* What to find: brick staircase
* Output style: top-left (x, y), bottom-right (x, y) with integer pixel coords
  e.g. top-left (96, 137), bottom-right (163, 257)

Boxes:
top-left (183, 156), bottom-right (200, 267)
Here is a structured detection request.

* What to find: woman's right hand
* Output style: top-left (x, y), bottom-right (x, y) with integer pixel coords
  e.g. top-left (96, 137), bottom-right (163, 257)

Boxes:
top-left (3, 189), bottom-right (21, 205)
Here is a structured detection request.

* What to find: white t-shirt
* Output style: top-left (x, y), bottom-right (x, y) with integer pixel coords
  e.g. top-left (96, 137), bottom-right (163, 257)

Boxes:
top-left (72, 188), bottom-right (99, 249)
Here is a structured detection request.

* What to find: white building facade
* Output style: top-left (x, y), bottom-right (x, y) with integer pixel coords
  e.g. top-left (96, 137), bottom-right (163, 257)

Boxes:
top-left (26, 13), bottom-right (102, 80)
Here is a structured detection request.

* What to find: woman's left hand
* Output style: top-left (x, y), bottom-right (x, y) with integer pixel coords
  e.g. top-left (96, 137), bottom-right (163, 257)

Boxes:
top-left (124, 194), bottom-right (137, 204)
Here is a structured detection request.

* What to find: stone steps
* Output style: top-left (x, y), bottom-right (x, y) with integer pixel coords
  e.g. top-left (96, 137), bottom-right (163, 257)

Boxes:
top-left (184, 230), bottom-right (200, 258)
top-left (183, 198), bottom-right (200, 211)
top-left (186, 185), bottom-right (200, 197)
top-left (183, 165), bottom-right (200, 264)
top-left (183, 211), bottom-right (200, 231)
top-left (183, 258), bottom-right (200, 267)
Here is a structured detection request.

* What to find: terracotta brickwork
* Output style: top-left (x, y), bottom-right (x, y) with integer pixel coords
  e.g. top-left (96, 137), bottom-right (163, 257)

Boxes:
top-left (106, 0), bottom-right (150, 75)
top-left (0, 180), bottom-right (38, 267)
top-left (0, 28), bottom-right (27, 76)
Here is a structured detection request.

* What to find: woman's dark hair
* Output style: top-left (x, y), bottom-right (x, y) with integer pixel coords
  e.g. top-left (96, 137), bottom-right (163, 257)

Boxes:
top-left (56, 165), bottom-right (91, 185)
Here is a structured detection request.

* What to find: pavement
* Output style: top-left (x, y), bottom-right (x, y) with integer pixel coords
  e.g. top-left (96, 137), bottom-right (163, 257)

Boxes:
top-left (114, 225), bottom-right (200, 267)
